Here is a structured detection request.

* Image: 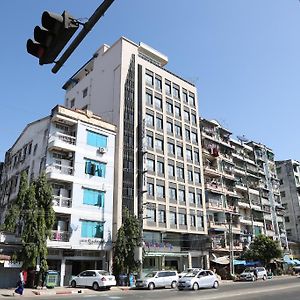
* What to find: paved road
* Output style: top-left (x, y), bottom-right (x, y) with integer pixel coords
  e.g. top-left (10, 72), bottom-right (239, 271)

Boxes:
top-left (2, 277), bottom-right (300, 300)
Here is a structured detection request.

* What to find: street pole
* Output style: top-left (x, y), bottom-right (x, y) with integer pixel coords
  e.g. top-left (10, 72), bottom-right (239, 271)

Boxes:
top-left (229, 212), bottom-right (234, 276)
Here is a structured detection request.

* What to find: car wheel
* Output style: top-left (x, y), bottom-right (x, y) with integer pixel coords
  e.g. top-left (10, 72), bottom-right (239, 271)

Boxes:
top-left (171, 281), bottom-right (177, 289)
top-left (192, 282), bottom-right (199, 291)
top-left (148, 282), bottom-right (155, 290)
top-left (71, 280), bottom-right (76, 288)
top-left (213, 281), bottom-right (219, 289)
top-left (263, 275), bottom-right (267, 281)
top-left (92, 282), bottom-right (99, 291)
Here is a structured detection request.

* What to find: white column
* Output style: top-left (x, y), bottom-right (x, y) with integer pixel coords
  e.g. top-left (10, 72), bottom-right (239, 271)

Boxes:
top-left (60, 258), bottom-right (66, 287)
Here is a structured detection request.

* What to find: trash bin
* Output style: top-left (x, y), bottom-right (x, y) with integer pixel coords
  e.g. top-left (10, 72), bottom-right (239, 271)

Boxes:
top-left (119, 274), bottom-right (128, 286)
top-left (45, 270), bottom-right (59, 288)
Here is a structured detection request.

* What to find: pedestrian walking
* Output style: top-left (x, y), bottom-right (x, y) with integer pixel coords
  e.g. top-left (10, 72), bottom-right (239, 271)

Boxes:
top-left (14, 270), bottom-right (25, 296)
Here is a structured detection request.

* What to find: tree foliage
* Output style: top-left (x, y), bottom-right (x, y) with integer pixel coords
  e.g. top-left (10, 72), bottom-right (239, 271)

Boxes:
top-left (4, 172), bottom-right (55, 275)
top-left (113, 208), bottom-right (142, 278)
top-left (242, 234), bottom-right (283, 265)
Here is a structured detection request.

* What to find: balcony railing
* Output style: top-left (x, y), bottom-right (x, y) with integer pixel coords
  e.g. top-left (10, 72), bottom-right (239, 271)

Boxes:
top-left (50, 230), bottom-right (70, 242)
top-left (47, 163), bottom-right (74, 176)
top-left (52, 195), bottom-right (72, 208)
top-left (50, 132), bottom-right (76, 145)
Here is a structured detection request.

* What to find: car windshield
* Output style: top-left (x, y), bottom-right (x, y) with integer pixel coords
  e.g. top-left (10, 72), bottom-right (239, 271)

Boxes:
top-left (183, 271), bottom-right (198, 277)
top-left (97, 271), bottom-right (109, 276)
top-left (145, 272), bottom-right (156, 278)
top-left (243, 268), bottom-right (254, 273)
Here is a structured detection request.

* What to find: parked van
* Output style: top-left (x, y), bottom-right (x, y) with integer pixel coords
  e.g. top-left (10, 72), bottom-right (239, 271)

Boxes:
top-left (135, 270), bottom-right (178, 290)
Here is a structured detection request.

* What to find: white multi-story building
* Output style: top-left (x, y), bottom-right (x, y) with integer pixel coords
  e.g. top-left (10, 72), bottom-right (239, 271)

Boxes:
top-left (0, 105), bottom-right (116, 286)
top-left (63, 37), bottom-right (209, 271)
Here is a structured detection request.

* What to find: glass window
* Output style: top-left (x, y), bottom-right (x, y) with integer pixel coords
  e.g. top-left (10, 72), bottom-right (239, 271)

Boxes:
top-left (70, 98), bottom-right (75, 108)
top-left (81, 220), bottom-right (103, 238)
top-left (191, 132), bottom-right (198, 143)
top-left (197, 194), bottom-right (202, 206)
top-left (175, 125), bottom-right (182, 136)
top-left (190, 215), bottom-right (196, 227)
top-left (188, 170), bottom-right (193, 182)
top-left (179, 214), bottom-right (186, 225)
top-left (83, 188), bottom-right (105, 207)
top-left (155, 96), bottom-right (162, 109)
top-left (155, 77), bottom-right (162, 91)
top-left (147, 182), bottom-right (154, 196)
top-left (184, 111), bottom-right (190, 122)
top-left (173, 85), bottom-right (180, 99)
top-left (197, 215), bottom-right (203, 228)
top-left (175, 106), bottom-right (181, 117)
top-left (177, 166), bottom-right (184, 179)
top-left (165, 81), bottom-right (171, 95)
top-left (176, 145), bottom-right (183, 157)
top-left (158, 210), bottom-right (166, 223)
top-left (87, 130), bottom-right (108, 148)
top-left (182, 91), bottom-right (188, 103)
top-left (85, 159), bottom-right (106, 177)
top-left (194, 151), bottom-right (200, 163)
top-left (166, 102), bottom-right (173, 114)
top-left (189, 192), bottom-right (195, 204)
top-left (155, 138), bottom-right (163, 151)
top-left (146, 72), bottom-right (154, 86)
top-left (185, 129), bottom-right (191, 140)
top-left (146, 158), bottom-right (155, 172)
top-left (146, 92), bottom-right (153, 105)
top-left (156, 185), bottom-right (165, 198)
top-left (147, 135), bottom-right (154, 148)
top-left (146, 114), bottom-right (154, 127)
top-left (194, 172), bottom-right (201, 183)
top-left (168, 164), bottom-right (175, 177)
top-left (167, 121), bottom-right (173, 133)
top-left (157, 161), bottom-right (164, 174)
top-left (168, 142), bottom-right (175, 155)
top-left (170, 212), bottom-right (177, 225)
top-left (169, 187), bottom-right (177, 200)
top-left (186, 149), bottom-right (192, 161)
top-left (189, 94), bottom-right (195, 106)
top-left (156, 117), bottom-right (163, 130)
top-left (178, 189), bottom-right (185, 202)
top-left (191, 113), bottom-right (197, 124)
top-left (147, 208), bottom-right (156, 222)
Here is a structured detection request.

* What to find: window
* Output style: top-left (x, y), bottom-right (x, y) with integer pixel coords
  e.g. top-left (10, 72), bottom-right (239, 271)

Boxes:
top-left (70, 98), bottom-right (75, 108)
top-left (196, 194), bottom-right (202, 206)
top-left (165, 81), bottom-right (171, 95)
top-left (147, 208), bottom-right (156, 222)
top-left (155, 77), bottom-right (162, 91)
top-left (191, 113), bottom-right (197, 124)
top-left (189, 94), bottom-right (195, 106)
top-left (175, 125), bottom-right (182, 136)
top-left (280, 191), bottom-right (286, 197)
top-left (155, 138), bottom-right (163, 151)
top-left (157, 161), bottom-right (164, 174)
top-left (166, 102), bottom-right (173, 114)
top-left (156, 117), bottom-right (163, 130)
top-left (197, 215), bottom-right (203, 228)
top-left (184, 111), bottom-right (190, 122)
top-left (194, 172), bottom-right (201, 183)
top-left (146, 72), bottom-right (154, 86)
top-left (147, 182), bottom-right (154, 196)
top-left (146, 158), bottom-right (155, 172)
top-left (169, 187), bottom-right (177, 200)
top-left (188, 170), bottom-right (193, 182)
top-left (185, 129), bottom-right (191, 140)
top-left (170, 212), bottom-right (177, 225)
top-left (147, 135), bottom-right (154, 148)
top-left (158, 210), bottom-right (166, 223)
top-left (168, 142), bottom-right (175, 155)
top-left (190, 215), bottom-right (196, 227)
top-left (177, 166), bottom-right (184, 179)
top-left (191, 132), bottom-right (198, 143)
top-left (83, 188), bottom-right (105, 207)
top-left (285, 216), bottom-right (290, 223)
top-left (175, 106), bottom-right (181, 117)
top-left (173, 85), bottom-right (180, 99)
top-left (189, 192), bottom-right (195, 204)
top-left (155, 96), bottom-right (162, 109)
top-left (179, 214), bottom-right (186, 225)
top-left (168, 164), bottom-right (175, 177)
top-left (194, 151), bottom-right (200, 163)
top-left (146, 114), bottom-right (154, 126)
top-left (167, 121), bottom-right (173, 133)
top-left (146, 92), bottom-right (153, 105)
top-left (85, 159), bottom-right (106, 177)
top-left (81, 220), bottom-right (103, 238)
top-left (83, 88), bottom-right (88, 98)
top-left (156, 185), bottom-right (165, 198)
top-left (178, 189), bottom-right (185, 202)
top-left (182, 90), bottom-right (188, 103)
top-left (87, 130), bottom-right (107, 148)
top-left (186, 149), bottom-right (192, 161)
top-left (176, 145), bottom-right (183, 157)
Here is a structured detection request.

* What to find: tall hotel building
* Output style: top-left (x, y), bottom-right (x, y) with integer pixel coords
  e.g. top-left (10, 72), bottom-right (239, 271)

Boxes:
top-left (63, 37), bottom-right (209, 270)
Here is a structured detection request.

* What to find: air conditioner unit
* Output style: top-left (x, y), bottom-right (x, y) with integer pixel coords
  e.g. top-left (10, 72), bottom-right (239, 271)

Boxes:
top-left (98, 147), bottom-right (106, 154)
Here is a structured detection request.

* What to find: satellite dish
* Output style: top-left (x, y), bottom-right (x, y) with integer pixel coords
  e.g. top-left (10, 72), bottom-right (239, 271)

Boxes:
top-left (237, 135), bottom-right (249, 143)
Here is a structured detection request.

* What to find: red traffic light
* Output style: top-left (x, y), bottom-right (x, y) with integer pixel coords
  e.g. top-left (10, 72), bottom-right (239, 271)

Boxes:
top-left (26, 39), bottom-right (45, 60)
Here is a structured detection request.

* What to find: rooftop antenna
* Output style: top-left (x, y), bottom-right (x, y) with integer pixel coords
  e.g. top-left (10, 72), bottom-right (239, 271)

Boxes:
top-left (237, 135), bottom-right (249, 144)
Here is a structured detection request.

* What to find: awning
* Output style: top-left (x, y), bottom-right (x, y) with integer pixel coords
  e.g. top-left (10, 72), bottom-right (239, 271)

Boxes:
top-left (283, 254), bottom-right (296, 265)
top-left (233, 259), bottom-right (246, 265)
top-left (144, 251), bottom-right (189, 257)
top-left (293, 259), bottom-right (300, 265)
top-left (210, 255), bottom-right (229, 265)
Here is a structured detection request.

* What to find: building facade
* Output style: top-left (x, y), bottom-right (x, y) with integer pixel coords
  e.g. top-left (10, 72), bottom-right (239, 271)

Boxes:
top-left (0, 105), bottom-right (116, 286)
top-left (63, 37), bottom-right (209, 271)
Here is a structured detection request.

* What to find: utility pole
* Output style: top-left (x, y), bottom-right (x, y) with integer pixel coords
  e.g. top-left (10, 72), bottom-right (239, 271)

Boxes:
top-left (229, 212), bottom-right (234, 276)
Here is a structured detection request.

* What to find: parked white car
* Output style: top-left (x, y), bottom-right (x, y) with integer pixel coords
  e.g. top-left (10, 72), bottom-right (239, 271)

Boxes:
top-left (178, 268), bottom-right (202, 278)
top-left (177, 270), bottom-right (219, 290)
top-left (135, 270), bottom-right (178, 290)
top-left (239, 267), bottom-right (267, 281)
top-left (70, 270), bottom-right (116, 290)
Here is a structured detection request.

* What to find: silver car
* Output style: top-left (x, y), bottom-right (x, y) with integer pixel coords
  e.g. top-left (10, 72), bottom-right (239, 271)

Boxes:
top-left (177, 270), bottom-right (219, 290)
top-left (135, 270), bottom-right (178, 290)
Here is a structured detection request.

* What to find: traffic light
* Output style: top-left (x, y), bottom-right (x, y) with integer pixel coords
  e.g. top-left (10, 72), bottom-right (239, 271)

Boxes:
top-left (27, 11), bottom-right (79, 65)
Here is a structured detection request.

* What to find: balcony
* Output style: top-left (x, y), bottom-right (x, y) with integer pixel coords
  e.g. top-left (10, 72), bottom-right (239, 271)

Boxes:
top-left (46, 162), bottom-right (74, 181)
top-left (52, 195), bottom-right (72, 208)
top-left (207, 200), bottom-right (223, 211)
top-left (205, 180), bottom-right (223, 194)
top-left (239, 216), bottom-right (252, 225)
top-left (204, 164), bottom-right (221, 177)
top-left (49, 230), bottom-right (70, 242)
top-left (48, 132), bottom-right (76, 151)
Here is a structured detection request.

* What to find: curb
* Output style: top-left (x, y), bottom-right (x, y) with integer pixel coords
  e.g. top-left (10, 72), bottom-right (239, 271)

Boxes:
top-left (32, 289), bottom-right (85, 296)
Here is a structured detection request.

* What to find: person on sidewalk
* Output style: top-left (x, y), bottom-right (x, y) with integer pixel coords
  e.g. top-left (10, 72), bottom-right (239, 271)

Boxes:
top-left (14, 270), bottom-right (25, 296)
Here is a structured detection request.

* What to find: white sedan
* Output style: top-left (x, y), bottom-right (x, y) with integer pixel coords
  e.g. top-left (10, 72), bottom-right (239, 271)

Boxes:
top-left (70, 270), bottom-right (116, 290)
top-left (177, 270), bottom-right (219, 290)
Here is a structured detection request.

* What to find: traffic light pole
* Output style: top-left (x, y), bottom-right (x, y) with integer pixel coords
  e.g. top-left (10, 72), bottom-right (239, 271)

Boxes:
top-left (52, 0), bottom-right (115, 73)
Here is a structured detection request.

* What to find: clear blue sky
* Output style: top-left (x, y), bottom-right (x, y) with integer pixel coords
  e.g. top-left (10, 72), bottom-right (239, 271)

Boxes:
top-left (1, 0), bottom-right (300, 161)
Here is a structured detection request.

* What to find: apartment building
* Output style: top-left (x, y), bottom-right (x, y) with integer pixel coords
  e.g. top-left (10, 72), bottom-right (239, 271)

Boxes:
top-left (200, 119), bottom-right (288, 260)
top-left (63, 37), bottom-right (209, 271)
top-left (276, 160), bottom-right (300, 243)
top-left (0, 105), bottom-right (116, 286)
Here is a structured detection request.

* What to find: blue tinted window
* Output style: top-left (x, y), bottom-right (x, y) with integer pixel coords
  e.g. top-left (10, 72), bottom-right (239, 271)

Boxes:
top-left (83, 188), bottom-right (105, 207)
top-left (85, 159), bottom-right (106, 177)
top-left (87, 130), bottom-right (107, 148)
top-left (81, 220), bottom-right (103, 238)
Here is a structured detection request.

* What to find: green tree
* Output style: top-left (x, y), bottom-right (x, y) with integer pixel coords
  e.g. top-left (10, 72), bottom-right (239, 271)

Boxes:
top-left (3, 172), bottom-right (55, 284)
top-left (113, 208), bottom-right (142, 280)
top-left (242, 234), bottom-right (282, 266)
